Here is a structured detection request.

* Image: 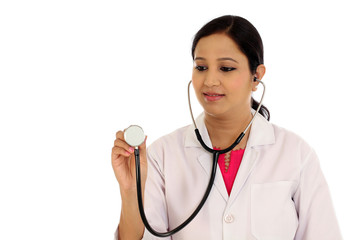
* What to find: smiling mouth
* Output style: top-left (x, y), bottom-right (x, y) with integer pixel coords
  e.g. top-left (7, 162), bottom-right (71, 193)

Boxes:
top-left (203, 92), bottom-right (225, 97)
top-left (203, 92), bottom-right (225, 102)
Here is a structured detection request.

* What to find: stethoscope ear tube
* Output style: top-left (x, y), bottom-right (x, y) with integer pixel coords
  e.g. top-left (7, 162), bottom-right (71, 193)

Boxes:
top-left (195, 129), bottom-right (245, 154)
top-left (195, 129), bottom-right (213, 152)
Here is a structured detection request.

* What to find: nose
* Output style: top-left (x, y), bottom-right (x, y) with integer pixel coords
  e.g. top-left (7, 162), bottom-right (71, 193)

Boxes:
top-left (204, 70), bottom-right (221, 87)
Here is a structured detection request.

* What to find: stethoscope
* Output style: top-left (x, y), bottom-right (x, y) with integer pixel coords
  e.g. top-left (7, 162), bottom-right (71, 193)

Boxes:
top-left (124, 77), bottom-right (266, 237)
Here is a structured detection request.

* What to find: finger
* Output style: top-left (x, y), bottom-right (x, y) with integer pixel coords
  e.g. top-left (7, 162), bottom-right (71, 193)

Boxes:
top-left (116, 130), bottom-right (124, 140)
top-left (114, 139), bottom-right (134, 153)
top-left (112, 146), bottom-right (131, 157)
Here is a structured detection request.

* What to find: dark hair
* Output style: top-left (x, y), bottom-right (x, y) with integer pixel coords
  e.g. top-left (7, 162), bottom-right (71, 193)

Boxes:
top-left (191, 15), bottom-right (270, 121)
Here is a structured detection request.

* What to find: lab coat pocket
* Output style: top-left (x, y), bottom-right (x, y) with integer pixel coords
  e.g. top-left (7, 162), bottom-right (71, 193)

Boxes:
top-left (251, 181), bottom-right (298, 240)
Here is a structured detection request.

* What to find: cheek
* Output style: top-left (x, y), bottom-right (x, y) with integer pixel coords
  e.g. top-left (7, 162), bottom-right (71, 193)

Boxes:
top-left (191, 67), bottom-right (199, 78)
top-left (228, 77), bottom-right (251, 93)
top-left (191, 73), bottom-right (202, 91)
top-left (191, 79), bottom-right (202, 98)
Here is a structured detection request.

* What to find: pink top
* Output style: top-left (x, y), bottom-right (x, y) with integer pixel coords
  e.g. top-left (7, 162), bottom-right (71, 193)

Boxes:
top-left (214, 147), bottom-right (245, 196)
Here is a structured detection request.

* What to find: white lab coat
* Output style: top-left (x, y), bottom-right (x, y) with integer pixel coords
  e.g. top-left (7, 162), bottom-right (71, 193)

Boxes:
top-left (115, 111), bottom-right (342, 240)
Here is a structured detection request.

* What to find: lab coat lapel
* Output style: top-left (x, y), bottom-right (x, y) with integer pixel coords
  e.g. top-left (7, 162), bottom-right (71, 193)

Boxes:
top-left (184, 113), bottom-right (229, 201)
top-left (197, 153), bottom-right (229, 202)
top-left (227, 110), bottom-right (275, 207)
top-left (184, 111), bottom-right (275, 204)
top-left (227, 148), bottom-right (259, 206)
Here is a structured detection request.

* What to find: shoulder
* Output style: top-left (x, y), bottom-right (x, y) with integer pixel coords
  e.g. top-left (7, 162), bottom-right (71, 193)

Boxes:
top-left (147, 124), bottom-right (191, 159)
top-left (272, 122), bottom-right (310, 146)
top-left (150, 124), bottom-right (190, 148)
top-left (270, 122), bottom-right (317, 163)
top-left (272, 123), bottom-right (308, 146)
top-left (250, 113), bottom-right (316, 166)
top-left (249, 113), bottom-right (313, 156)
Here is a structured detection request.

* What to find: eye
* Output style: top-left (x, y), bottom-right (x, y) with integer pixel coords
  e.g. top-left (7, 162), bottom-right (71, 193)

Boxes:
top-left (220, 67), bottom-right (236, 72)
top-left (195, 65), bottom-right (207, 71)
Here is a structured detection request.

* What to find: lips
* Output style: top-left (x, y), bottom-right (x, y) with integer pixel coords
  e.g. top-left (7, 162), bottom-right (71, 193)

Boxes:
top-left (203, 92), bottom-right (225, 102)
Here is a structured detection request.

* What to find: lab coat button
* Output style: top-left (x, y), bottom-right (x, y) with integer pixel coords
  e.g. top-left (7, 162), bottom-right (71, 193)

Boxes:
top-left (224, 214), bottom-right (234, 223)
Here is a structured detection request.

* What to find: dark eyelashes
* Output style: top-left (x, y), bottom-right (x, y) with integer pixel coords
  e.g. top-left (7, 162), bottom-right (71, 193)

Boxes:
top-left (195, 66), bottom-right (207, 71)
top-left (220, 67), bottom-right (236, 72)
top-left (195, 66), bottom-right (236, 72)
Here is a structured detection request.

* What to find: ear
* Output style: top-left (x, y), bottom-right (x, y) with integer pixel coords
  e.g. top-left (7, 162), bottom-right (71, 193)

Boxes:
top-left (252, 64), bottom-right (266, 92)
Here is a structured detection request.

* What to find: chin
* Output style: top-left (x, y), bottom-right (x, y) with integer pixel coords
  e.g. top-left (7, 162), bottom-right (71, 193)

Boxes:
top-left (203, 106), bottom-right (230, 118)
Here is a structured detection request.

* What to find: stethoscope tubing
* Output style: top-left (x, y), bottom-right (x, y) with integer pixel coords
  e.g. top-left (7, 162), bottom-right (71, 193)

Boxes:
top-left (135, 149), bottom-right (220, 237)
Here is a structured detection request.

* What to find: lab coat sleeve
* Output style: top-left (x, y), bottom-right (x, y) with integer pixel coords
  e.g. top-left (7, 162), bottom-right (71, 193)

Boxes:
top-left (140, 144), bottom-right (172, 240)
top-left (114, 226), bottom-right (118, 240)
top-left (293, 148), bottom-right (342, 240)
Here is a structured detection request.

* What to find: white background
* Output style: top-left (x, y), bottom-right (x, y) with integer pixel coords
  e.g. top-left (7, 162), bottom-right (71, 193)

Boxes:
top-left (0, 0), bottom-right (359, 239)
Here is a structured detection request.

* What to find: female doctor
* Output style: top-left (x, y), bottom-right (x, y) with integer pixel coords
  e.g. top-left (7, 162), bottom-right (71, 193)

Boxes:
top-left (111, 15), bottom-right (342, 240)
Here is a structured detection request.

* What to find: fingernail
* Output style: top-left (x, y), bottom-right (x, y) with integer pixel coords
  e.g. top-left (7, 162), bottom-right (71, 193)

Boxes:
top-left (129, 147), bottom-right (134, 153)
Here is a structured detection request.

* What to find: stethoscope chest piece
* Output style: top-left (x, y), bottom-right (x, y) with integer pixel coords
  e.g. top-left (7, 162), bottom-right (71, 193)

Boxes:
top-left (124, 125), bottom-right (145, 147)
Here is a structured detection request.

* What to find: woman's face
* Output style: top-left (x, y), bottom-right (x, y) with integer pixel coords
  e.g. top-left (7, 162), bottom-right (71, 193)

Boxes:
top-left (192, 33), bottom-right (256, 118)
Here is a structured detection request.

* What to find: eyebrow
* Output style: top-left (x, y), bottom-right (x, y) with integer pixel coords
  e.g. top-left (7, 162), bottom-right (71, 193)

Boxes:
top-left (194, 57), bottom-right (238, 63)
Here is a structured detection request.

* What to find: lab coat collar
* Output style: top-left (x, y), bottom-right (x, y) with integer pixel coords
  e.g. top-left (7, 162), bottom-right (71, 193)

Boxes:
top-left (184, 109), bottom-right (275, 149)
top-left (185, 109), bottom-right (275, 202)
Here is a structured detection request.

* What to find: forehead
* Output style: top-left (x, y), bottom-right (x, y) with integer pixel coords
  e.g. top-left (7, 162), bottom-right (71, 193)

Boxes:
top-left (194, 33), bottom-right (245, 59)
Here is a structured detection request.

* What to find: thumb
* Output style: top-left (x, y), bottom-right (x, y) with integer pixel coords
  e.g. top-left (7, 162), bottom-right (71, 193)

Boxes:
top-left (139, 135), bottom-right (147, 149)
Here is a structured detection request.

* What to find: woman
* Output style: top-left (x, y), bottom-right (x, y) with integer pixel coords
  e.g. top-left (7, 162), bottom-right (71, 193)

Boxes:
top-left (112, 15), bottom-right (342, 240)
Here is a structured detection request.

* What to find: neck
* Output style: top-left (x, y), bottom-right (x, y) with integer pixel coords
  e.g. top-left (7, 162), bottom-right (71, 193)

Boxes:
top-left (204, 107), bottom-right (253, 150)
